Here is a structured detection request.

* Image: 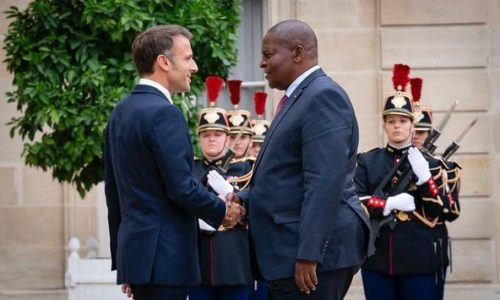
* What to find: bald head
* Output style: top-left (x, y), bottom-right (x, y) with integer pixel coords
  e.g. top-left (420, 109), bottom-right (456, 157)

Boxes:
top-left (267, 20), bottom-right (318, 62)
top-left (260, 20), bottom-right (319, 90)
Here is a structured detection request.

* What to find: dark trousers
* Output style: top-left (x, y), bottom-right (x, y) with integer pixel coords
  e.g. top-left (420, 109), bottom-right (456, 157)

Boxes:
top-left (436, 267), bottom-right (447, 300)
top-left (361, 270), bottom-right (437, 300)
top-left (130, 284), bottom-right (187, 300)
top-left (249, 281), bottom-right (268, 300)
top-left (267, 266), bottom-right (358, 300)
top-left (189, 284), bottom-right (251, 300)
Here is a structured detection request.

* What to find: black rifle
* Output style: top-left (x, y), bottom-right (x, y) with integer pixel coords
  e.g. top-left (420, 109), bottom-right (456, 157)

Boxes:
top-left (422, 100), bottom-right (459, 155)
top-left (442, 118), bottom-right (477, 161)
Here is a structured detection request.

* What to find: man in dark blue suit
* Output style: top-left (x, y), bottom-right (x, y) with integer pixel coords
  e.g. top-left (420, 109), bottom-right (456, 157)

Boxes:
top-left (211, 20), bottom-right (371, 300)
top-left (104, 25), bottom-right (244, 300)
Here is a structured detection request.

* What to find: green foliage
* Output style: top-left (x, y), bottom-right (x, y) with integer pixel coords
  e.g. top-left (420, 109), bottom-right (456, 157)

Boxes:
top-left (3, 0), bottom-right (241, 197)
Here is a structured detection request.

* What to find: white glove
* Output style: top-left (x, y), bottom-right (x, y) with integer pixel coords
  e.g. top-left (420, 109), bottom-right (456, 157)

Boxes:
top-left (408, 147), bottom-right (431, 185)
top-left (198, 219), bottom-right (216, 232)
top-left (207, 170), bottom-right (233, 198)
top-left (383, 192), bottom-right (415, 216)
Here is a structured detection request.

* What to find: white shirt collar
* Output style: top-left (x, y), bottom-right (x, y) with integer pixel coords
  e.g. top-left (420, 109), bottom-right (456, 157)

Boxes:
top-left (138, 78), bottom-right (173, 104)
top-left (284, 65), bottom-right (321, 97)
top-left (388, 142), bottom-right (411, 149)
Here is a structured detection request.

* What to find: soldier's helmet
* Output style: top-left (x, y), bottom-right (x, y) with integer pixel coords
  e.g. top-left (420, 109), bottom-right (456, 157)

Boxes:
top-left (383, 64), bottom-right (414, 120)
top-left (410, 77), bottom-right (433, 131)
top-left (251, 91), bottom-right (271, 143)
top-left (197, 76), bottom-right (229, 134)
top-left (226, 80), bottom-right (253, 135)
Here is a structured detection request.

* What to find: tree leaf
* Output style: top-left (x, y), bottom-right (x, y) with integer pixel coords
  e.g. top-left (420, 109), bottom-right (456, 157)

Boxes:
top-left (3, 0), bottom-right (241, 196)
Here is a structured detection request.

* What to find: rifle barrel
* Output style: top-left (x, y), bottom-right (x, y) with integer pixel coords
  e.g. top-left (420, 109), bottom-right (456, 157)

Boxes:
top-left (436, 100), bottom-right (458, 132)
top-left (455, 118), bottom-right (478, 144)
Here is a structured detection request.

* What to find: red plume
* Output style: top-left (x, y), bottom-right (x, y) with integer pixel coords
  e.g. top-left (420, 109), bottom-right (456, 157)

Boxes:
top-left (205, 76), bottom-right (224, 106)
top-left (254, 91), bottom-right (267, 116)
top-left (392, 64), bottom-right (411, 91)
top-left (410, 78), bottom-right (423, 102)
top-left (227, 80), bottom-right (242, 106)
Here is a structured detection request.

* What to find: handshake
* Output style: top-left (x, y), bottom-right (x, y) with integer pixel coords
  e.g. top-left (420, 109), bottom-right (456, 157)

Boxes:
top-left (207, 170), bottom-right (246, 229)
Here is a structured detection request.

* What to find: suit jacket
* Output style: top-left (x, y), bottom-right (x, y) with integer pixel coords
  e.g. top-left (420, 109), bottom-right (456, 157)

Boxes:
top-left (244, 68), bottom-right (371, 281)
top-left (104, 84), bottom-right (226, 286)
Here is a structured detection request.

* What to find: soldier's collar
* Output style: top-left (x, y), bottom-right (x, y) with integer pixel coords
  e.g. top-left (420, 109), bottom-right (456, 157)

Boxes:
top-left (385, 143), bottom-right (410, 155)
top-left (203, 157), bottom-right (224, 167)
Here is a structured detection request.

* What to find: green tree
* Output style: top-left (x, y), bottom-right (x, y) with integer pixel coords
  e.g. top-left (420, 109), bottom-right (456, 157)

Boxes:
top-left (3, 0), bottom-right (241, 196)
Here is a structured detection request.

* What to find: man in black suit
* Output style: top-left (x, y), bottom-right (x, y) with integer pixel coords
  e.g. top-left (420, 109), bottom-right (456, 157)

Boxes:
top-left (211, 20), bottom-right (370, 300)
top-left (104, 25), bottom-right (244, 300)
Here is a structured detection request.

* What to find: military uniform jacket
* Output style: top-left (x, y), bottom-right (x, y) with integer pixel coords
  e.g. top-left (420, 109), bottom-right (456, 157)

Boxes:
top-left (354, 145), bottom-right (444, 275)
top-left (434, 159), bottom-right (462, 268)
top-left (439, 159), bottom-right (461, 223)
top-left (194, 157), bottom-right (253, 286)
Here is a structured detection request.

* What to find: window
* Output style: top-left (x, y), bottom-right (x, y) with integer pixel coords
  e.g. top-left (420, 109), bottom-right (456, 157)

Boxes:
top-left (199, 0), bottom-right (272, 119)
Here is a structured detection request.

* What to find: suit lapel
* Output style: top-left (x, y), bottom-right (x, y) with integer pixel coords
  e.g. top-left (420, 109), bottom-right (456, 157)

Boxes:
top-left (253, 68), bottom-right (326, 173)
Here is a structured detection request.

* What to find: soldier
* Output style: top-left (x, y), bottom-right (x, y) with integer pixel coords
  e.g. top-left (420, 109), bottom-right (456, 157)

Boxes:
top-left (248, 91), bottom-right (270, 162)
top-left (227, 80), bottom-right (254, 163)
top-left (410, 77), bottom-right (461, 300)
top-left (189, 76), bottom-right (253, 300)
top-left (354, 64), bottom-right (445, 300)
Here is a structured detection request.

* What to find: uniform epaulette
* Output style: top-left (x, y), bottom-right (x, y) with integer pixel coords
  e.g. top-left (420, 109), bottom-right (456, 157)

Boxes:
top-left (228, 170), bottom-right (253, 190)
top-left (194, 156), bottom-right (200, 161)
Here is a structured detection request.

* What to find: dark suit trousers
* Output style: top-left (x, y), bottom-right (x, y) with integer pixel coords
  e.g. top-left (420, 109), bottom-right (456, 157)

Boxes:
top-left (267, 266), bottom-right (358, 300)
top-left (131, 284), bottom-right (187, 300)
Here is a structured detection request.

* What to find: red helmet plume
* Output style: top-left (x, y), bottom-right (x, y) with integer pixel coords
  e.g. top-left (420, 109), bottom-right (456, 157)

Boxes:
top-left (392, 64), bottom-right (411, 92)
top-left (254, 91), bottom-right (267, 117)
top-left (410, 78), bottom-right (423, 102)
top-left (227, 80), bottom-right (242, 107)
top-left (205, 76), bottom-right (224, 106)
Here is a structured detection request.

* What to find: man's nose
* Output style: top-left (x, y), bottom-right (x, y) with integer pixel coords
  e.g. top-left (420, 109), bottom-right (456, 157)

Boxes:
top-left (259, 59), bottom-right (266, 68)
top-left (191, 60), bottom-right (199, 73)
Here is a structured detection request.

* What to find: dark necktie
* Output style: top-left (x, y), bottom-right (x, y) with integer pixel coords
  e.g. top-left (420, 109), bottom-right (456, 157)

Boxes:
top-left (274, 94), bottom-right (288, 116)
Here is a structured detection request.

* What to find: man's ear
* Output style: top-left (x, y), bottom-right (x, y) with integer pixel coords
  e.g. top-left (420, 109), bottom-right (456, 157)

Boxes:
top-left (293, 45), bottom-right (304, 63)
top-left (156, 54), bottom-right (170, 72)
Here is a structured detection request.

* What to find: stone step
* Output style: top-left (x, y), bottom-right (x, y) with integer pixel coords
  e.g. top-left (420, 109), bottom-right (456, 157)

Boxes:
top-left (0, 290), bottom-right (67, 300)
top-left (345, 283), bottom-right (500, 300)
top-left (1, 284), bottom-right (499, 300)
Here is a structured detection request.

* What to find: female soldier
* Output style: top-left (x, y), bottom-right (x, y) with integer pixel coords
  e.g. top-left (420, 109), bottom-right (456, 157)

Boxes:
top-left (189, 76), bottom-right (253, 300)
top-left (355, 64), bottom-right (444, 300)
top-left (410, 78), bottom-right (461, 300)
